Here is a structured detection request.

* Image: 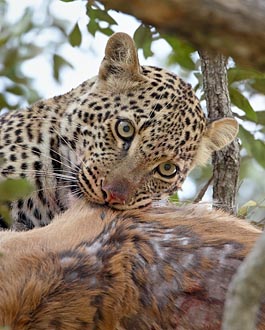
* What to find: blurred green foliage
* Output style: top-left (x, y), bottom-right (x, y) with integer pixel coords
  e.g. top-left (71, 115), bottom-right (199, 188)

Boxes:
top-left (0, 178), bottom-right (33, 226)
top-left (0, 0), bottom-right (72, 111)
top-left (0, 179), bottom-right (33, 202)
top-left (0, 0), bottom-right (264, 222)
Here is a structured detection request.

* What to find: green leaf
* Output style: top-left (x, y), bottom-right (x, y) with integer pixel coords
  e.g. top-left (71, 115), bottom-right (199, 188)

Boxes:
top-left (167, 52), bottom-right (195, 71)
top-left (228, 67), bottom-right (265, 84)
top-left (0, 93), bottom-right (9, 108)
top-left (238, 111), bottom-right (265, 125)
top-left (69, 22), bottom-right (82, 47)
top-left (163, 34), bottom-right (195, 70)
top-left (6, 84), bottom-right (25, 96)
top-left (86, 5), bottom-right (116, 37)
top-left (256, 111), bottom-right (265, 125)
top-left (93, 9), bottom-right (117, 25)
top-left (53, 54), bottom-right (73, 82)
top-left (12, 8), bottom-right (33, 37)
top-left (229, 87), bottom-right (257, 121)
top-left (238, 200), bottom-right (257, 218)
top-left (0, 179), bottom-right (33, 202)
top-left (133, 25), bottom-right (153, 58)
top-left (239, 126), bottom-right (265, 168)
top-left (87, 20), bottom-right (98, 37)
top-left (98, 26), bottom-right (114, 37)
top-left (251, 79), bottom-right (265, 94)
top-left (20, 45), bottom-right (43, 60)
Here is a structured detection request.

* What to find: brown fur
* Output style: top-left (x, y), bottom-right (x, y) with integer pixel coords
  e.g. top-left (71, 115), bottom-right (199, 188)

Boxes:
top-left (0, 202), bottom-right (263, 330)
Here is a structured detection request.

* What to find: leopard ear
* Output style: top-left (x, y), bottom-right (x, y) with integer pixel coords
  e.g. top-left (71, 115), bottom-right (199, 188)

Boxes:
top-left (194, 118), bottom-right (239, 166)
top-left (98, 32), bottom-right (143, 88)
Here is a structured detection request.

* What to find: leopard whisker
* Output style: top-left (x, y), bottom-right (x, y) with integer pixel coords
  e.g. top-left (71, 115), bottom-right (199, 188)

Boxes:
top-left (48, 125), bottom-right (86, 168)
top-left (9, 142), bottom-right (78, 173)
top-left (68, 188), bottom-right (84, 199)
top-left (38, 172), bottom-right (78, 182)
top-left (30, 183), bottom-right (79, 195)
top-left (1, 169), bottom-right (78, 185)
top-left (5, 168), bottom-right (78, 177)
top-left (53, 174), bottom-right (78, 181)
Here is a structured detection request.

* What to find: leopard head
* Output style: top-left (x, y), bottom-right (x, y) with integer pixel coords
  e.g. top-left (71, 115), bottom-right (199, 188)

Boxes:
top-left (62, 32), bottom-right (238, 210)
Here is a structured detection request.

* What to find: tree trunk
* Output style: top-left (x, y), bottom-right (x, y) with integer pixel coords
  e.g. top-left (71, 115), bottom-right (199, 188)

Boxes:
top-left (199, 51), bottom-right (240, 214)
top-left (100, 0), bottom-right (265, 71)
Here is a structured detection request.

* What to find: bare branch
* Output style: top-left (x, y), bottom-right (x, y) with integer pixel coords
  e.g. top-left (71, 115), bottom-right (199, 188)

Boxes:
top-left (193, 174), bottom-right (213, 203)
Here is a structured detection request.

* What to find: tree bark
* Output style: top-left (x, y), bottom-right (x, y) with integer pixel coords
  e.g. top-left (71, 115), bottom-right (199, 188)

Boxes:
top-left (199, 51), bottom-right (240, 214)
top-left (99, 0), bottom-right (265, 71)
top-left (222, 232), bottom-right (265, 330)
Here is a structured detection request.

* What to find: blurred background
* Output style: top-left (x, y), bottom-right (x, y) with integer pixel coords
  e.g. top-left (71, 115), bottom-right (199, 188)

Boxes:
top-left (0, 0), bottom-right (264, 223)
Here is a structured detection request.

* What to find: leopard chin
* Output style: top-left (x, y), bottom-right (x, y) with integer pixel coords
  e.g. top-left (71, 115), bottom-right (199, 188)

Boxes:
top-left (104, 199), bottom-right (152, 211)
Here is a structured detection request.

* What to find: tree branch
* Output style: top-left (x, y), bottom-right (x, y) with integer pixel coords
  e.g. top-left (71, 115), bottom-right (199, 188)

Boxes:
top-left (193, 174), bottom-right (213, 204)
top-left (100, 0), bottom-right (265, 71)
top-left (199, 51), bottom-right (240, 214)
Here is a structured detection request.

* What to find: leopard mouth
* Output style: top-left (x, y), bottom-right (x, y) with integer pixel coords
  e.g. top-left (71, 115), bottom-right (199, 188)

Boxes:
top-left (75, 183), bottom-right (154, 210)
top-left (76, 168), bottom-right (153, 210)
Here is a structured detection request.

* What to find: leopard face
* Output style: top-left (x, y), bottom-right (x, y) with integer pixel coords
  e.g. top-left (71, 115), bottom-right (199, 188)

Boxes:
top-left (0, 32), bottom-right (238, 228)
top-left (62, 70), bottom-right (206, 210)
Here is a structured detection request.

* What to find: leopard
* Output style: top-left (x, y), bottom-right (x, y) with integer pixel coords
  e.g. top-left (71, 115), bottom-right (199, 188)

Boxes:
top-left (0, 202), bottom-right (263, 329)
top-left (0, 32), bottom-right (238, 230)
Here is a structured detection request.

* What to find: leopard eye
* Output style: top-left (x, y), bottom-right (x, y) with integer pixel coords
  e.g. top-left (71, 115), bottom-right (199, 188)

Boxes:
top-left (157, 162), bottom-right (179, 179)
top-left (115, 120), bottom-right (135, 140)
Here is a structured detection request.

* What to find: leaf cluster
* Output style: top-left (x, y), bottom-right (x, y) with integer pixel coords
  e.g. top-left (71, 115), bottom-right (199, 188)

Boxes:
top-left (0, 0), bottom-right (73, 111)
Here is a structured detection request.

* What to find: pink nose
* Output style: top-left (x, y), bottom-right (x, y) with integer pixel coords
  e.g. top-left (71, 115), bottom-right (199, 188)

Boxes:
top-left (102, 179), bottom-right (130, 205)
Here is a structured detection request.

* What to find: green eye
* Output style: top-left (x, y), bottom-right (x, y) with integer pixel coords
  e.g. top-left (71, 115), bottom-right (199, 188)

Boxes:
top-left (115, 120), bottom-right (135, 140)
top-left (157, 162), bottom-right (179, 178)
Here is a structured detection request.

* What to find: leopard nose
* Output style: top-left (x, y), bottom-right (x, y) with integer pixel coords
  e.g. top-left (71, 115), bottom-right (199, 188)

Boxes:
top-left (101, 179), bottom-right (130, 205)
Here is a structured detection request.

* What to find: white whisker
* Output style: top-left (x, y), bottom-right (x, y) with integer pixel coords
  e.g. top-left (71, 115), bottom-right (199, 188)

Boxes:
top-left (9, 142), bottom-right (77, 173)
top-left (6, 168), bottom-right (77, 178)
top-left (31, 183), bottom-right (79, 196)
